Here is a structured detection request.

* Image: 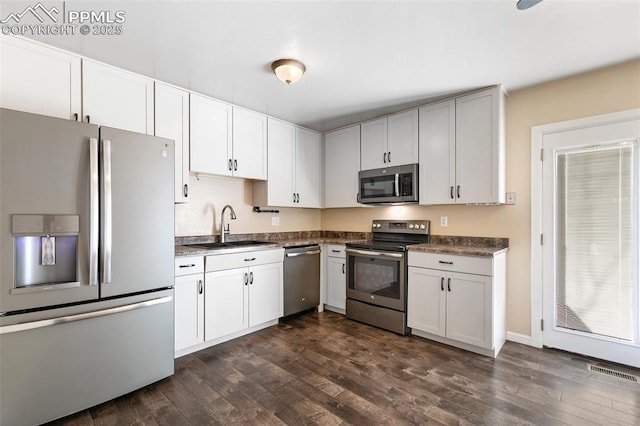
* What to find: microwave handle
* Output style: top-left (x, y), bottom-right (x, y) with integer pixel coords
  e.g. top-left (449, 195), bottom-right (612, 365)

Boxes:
top-left (394, 174), bottom-right (400, 197)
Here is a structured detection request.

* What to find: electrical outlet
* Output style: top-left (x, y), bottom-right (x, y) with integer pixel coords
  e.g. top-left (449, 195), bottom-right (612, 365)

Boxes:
top-left (271, 216), bottom-right (280, 226)
top-left (506, 192), bottom-right (516, 205)
top-left (440, 216), bottom-right (448, 227)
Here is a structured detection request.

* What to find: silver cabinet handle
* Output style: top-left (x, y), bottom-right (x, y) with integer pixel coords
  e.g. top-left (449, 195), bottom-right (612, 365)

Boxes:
top-left (249, 271), bottom-right (253, 284)
top-left (234, 159), bottom-right (238, 171)
top-left (244, 272), bottom-right (248, 285)
top-left (228, 159), bottom-right (233, 171)
top-left (286, 249), bottom-right (321, 258)
top-left (438, 261), bottom-right (453, 265)
top-left (198, 280), bottom-right (203, 294)
top-left (345, 248), bottom-right (403, 258)
top-left (183, 184), bottom-right (189, 198)
top-left (101, 139), bottom-right (113, 285)
top-left (0, 296), bottom-right (172, 335)
top-left (89, 138), bottom-right (99, 286)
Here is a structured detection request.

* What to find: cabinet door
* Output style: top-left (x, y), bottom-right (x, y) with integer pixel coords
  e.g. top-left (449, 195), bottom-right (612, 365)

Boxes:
top-left (266, 119), bottom-right (295, 206)
top-left (360, 117), bottom-right (388, 170)
top-left (455, 87), bottom-right (503, 204)
top-left (295, 127), bottom-right (322, 208)
top-left (387, 109), bottom-right (419, 166)
top-left (326, 256), bottom-right (346, 310)
top-left (407, 267), bottom-right (446, 337)
top-left (324, 125), bottom-right (361, 208)
top-left (190, 93), bottom-right (232, 176)
top-left (82, 59), bottom-right (154, 134)
top-left (174, 274), bottom-right (204, 351)
top-left (232, 107), bottom-right (267, 180)
top-left (0, 36), bottom-right (81, 120)
top-left (155, 83), bottom-right (190, 203)
top-left (445, 272), bottom-right (491, 348)
top-left (248, 262), bottom-right (283, 327)
top-left (419, 100), bottom-right (456, 205)
top-left (204, 269), bottom-right (247, 340)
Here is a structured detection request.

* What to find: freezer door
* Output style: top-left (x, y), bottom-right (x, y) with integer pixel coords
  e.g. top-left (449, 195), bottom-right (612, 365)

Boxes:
top-left (99, 127), bottom-right (174, 297)
top-left (0, 109), bottom-right (100, 313)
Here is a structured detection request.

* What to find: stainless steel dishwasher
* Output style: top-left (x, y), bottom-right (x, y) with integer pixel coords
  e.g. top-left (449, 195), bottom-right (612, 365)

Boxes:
top-left (283, 244), bottom-right (321, 316)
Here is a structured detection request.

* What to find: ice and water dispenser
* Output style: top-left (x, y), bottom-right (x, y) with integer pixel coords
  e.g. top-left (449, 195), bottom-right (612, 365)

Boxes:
top-left (12, 214), bottom-right (79, 293)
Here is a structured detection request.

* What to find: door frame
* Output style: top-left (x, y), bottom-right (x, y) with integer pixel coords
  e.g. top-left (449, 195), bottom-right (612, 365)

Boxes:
top-left (530, 108), bottom-right (640, 348)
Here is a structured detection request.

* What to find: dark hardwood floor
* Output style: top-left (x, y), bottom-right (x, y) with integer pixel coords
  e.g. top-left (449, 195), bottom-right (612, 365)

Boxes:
top-left (51, 311), bottom-right (640, 425)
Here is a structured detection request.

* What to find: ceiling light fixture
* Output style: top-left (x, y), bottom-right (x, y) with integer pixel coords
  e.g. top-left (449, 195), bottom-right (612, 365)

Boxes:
top-left (516, 0), bottom-right (543, 10)
top-left (271, 59), bottom-right (306, 85)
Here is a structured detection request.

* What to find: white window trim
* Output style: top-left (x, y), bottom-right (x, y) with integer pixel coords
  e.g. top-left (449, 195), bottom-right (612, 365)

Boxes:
top-left (530, 108), bottom-right (640, 348)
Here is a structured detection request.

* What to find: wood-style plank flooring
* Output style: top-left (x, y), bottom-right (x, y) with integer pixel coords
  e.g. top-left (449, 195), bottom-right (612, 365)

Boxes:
top-left (51, 311), bottom-right (640, 425)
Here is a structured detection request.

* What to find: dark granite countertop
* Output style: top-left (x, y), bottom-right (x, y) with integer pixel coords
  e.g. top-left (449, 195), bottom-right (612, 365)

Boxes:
top-left (175, 232), bottom-right (508, 258)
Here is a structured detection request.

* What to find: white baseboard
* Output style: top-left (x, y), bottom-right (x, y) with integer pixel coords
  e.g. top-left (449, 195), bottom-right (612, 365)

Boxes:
top-left (506, 331), bottom-right (533, 346)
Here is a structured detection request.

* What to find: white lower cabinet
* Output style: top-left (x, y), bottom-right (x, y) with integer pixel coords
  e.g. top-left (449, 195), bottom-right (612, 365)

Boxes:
top-left (174, 256), bottom-right (205, 352)
top-left (407, 251), bottom-right (506, 357)
top-left (204, 248), bottom-right (284, 342)
top-left (325, 245), bottom-right (346, 312)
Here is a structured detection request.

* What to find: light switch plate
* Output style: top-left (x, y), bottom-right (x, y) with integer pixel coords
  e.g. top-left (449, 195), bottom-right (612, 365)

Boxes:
top-left (271, 216), bottom-right (280, 226)
top-left (506, 192), bottom-right (516, 205)
top-left (440, 216), bottom-right (448, 227)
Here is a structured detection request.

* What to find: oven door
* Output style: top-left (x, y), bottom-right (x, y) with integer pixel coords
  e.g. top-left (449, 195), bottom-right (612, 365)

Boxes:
top-left (345, 248), bottom-right (406, 311)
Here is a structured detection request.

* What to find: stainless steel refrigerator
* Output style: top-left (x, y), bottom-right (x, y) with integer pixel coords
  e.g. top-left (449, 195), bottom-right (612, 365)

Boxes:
top-left (0, 108), bottom-right (175, 425)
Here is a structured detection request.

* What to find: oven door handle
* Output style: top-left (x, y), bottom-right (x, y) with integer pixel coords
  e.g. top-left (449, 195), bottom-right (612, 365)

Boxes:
top-left (345, 248), bottom-right (404, 258)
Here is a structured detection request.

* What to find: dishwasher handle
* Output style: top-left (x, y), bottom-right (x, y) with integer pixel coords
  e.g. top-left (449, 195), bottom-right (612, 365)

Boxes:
top-left (286, 249), bottom-right (321, 258)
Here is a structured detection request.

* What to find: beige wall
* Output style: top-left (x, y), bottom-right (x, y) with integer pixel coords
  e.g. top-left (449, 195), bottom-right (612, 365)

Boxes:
top-left (176, 59), bottom-right (640, 337)
top-left (322, 59), bottom-right (640, 336)
top-left (175, 174), bottom-right (321, 236)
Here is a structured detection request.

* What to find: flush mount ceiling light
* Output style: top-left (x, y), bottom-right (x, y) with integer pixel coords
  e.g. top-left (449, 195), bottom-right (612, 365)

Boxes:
top-left (271, 59), bottom-right (306, 85)
top-left (516, 0), bottom-right (543, 10)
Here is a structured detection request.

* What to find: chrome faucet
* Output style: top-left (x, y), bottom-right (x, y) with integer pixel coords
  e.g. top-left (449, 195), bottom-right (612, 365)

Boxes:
top-left (220, 205), bottom-right (237, 243)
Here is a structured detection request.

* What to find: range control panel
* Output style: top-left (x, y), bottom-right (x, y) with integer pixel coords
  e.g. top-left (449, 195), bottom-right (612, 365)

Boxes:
top-left (371, 220), bottom-right (430, 235)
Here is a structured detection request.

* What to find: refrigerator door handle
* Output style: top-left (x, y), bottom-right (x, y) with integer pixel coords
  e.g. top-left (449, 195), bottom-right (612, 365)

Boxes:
top-left (101, 139), bottom-right (113, 284)
top-left (89, 138), bottom-right (99, 286)
top-left (0, 296), bottom-right (173, 335)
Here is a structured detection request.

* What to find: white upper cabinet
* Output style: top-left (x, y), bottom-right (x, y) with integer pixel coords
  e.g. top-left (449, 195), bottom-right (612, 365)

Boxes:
top-left (253, 119), bottom-right (322, 208)
top-left (295, 127), bottom-right (322, 208)
top-left (155, 83), bottom-right (190, 203)
top-left (419, 99), bottom-right (456, 205)
top-left (419, 86), bottom-right (505, 205)
top-left (360, 109), bottom-right (419, 170)
top-left (0, 36), bottom-right (81, 120)
top-left (387, 109), bottom-right (419, 166)
top-left (189, 93), bottom-right (232, 176)
top-left (455, 87), bottom-right (505, 204)
top-left (82, 59), bottom-right (154, 134)
top-left (324, 125), bottom-right (361, 208)
top-left (232, 107), bottom-right (267, 180)
top-left (360, 117), bottom-right (388, 170)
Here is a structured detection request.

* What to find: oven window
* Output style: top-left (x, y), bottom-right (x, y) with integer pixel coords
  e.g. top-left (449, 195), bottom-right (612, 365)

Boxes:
top-left (348, 256), bottom-right (400, 299)
top-left (361, 175), bottom-right (395, 199)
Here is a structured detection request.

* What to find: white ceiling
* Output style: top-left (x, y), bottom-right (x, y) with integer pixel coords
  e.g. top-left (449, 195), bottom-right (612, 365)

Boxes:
top-left (9, 0), bottom-right (640, 131)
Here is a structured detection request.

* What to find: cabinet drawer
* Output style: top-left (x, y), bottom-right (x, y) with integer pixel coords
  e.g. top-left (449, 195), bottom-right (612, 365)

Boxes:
top-left (175, 256), bottom-right (204, 276)
top-left (206, 248), bottom-right (284, 272)
top-left (408, 252), bottom-right (492, 276)
top-left (326, 245), bottom-right (345, 258)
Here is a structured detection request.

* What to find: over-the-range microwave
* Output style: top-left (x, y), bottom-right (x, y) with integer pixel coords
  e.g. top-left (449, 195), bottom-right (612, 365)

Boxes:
top-left (357, 163), bottom-right (419, 204)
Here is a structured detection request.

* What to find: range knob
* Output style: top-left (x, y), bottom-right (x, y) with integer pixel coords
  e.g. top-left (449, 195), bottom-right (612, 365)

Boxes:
top-left (408, 224), bottom-right (414, 229)
top-left (420, 224), bottom-right (426, 230)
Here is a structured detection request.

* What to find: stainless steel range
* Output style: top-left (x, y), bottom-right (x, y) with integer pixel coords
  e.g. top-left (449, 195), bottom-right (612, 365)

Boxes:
top-left (345, 220), bottom-right (430, 335)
